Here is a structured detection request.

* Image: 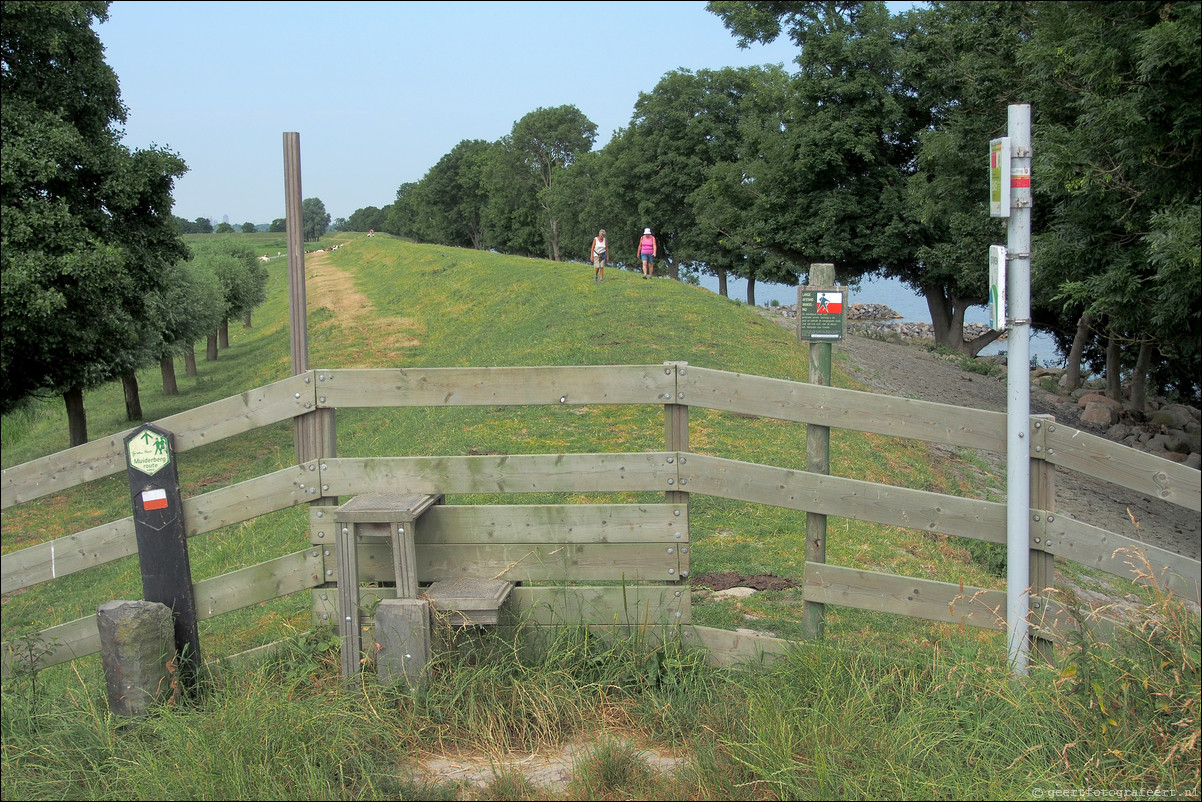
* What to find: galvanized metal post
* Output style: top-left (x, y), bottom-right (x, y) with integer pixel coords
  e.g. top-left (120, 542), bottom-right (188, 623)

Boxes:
top-left (1005, 104), bottom-right (1032, 675)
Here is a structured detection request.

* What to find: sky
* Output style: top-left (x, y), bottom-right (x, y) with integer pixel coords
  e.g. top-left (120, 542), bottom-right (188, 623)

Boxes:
top-left (95, 0), bottom-right (814, 226)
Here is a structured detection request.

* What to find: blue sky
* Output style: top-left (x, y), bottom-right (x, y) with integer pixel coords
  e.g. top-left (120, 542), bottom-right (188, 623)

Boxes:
top-left (96, 1), bottom-right (812, 225)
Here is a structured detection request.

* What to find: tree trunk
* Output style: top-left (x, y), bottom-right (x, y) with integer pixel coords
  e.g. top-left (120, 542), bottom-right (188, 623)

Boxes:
top-left (219, 318), bottom-right (230, 349)
top-left (746, 276), bottom-right (756, 306)
top-left (924, 287), bottom-right (970, 355)
top-left (1105, 333), bottom-right (1123, 401)
top-left (667, 257), bottom-right (679, 281)
top-left (184, 343), bottom-right (198, 377)
top-left (64, 386), bottom-right (88, 447)
top-left (716, 267), bottom-right (728, 298)
top-left (122, 370), bottom-right (143, 421)
top-left (1130, 340), bottom-right (1152, 414)
top-left (161, 355), bottom-right (179, 396)
top-left (243, 310), bottom-right (253, 329)
top-left (1062, 312), bottom-right (1092, 391)
top-left (207, 332), bottom-right (218, 361)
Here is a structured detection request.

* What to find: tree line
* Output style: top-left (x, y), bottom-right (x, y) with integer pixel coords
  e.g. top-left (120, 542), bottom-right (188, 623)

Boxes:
top-left (343, 1), bottom-right (1199, 404)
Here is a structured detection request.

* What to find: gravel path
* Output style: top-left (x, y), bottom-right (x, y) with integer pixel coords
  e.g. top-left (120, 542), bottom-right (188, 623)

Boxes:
top-left (762, 313), bottom-right (1199, 562)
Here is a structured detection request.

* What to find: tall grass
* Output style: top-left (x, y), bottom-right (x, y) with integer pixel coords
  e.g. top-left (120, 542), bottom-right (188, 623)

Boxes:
top-left (3, 233), bottom-right (1198, 798)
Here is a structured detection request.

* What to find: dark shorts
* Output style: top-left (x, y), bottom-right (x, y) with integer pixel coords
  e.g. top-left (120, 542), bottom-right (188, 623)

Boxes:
top-left (641, 253), bottom-right (654, 263)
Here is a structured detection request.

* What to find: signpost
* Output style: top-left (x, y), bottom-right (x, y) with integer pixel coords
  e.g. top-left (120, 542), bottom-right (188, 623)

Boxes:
top-left (991, 106), bottom-right (1033, 676)
top-left (123, 423), bottom-right (200, 694)
top-left (796, 285), bottom-right (848, 343)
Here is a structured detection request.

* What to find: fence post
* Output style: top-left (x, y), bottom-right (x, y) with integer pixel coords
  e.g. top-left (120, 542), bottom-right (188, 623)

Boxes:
top-left (802, 263), bottom-right (835, 640)
top-left (663, 361), bottom-right (689, 508)
top-left (1030, 415), bottom-right (1057, 664)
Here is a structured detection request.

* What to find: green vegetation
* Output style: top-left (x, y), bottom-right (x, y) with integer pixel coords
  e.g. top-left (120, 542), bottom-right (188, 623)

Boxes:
top-left (3, 236), bottom-right (1198, 799)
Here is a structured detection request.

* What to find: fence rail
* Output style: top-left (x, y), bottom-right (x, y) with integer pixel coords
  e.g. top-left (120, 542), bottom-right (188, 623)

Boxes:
top-left (3, 364), bottom-right (1198, 672)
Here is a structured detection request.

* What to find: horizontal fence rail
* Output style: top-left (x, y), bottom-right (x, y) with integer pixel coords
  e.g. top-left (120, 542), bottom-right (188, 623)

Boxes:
top-left (3, 364), bottom-right (1199, 673)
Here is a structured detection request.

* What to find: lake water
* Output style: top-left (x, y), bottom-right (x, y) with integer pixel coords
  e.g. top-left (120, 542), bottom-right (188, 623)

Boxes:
top-left (696, 272), bottom-right (1063, 368)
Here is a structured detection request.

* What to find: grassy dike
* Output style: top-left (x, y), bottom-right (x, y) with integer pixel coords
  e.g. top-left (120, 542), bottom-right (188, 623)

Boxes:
top-left (3, 233), bottom-right (1197, 799)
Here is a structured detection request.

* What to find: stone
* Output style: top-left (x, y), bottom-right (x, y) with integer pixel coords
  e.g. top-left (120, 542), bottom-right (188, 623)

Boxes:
top-left (96, 600), bottom-right (176, 718)
top-left (1080, 401), bottom-right (1119, 426)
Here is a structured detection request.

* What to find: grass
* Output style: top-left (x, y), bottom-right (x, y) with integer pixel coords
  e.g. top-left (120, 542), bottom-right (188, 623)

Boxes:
top-left (3, 232), bottom-right (1198, 799)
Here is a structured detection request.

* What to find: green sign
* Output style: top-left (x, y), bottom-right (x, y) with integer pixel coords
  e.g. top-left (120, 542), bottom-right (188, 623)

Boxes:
top-left (990, 137), bottom-right (1011, 218)
top-left (126, 428), bottom-right (171, 475)
top-left (796, 287), bottom-right (847, 342)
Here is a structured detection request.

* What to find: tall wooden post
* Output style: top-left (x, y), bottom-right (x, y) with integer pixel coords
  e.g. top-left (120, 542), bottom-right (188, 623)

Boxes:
top-left (1030, 415), bottom-right (1057, 665)
top-left (802, 263), bottom-right (835, 640)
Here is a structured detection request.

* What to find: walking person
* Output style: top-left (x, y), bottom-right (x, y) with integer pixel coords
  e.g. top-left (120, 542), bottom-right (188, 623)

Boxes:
top-left (591, 229), bottom-right (609, 282)
top-left (638, 227), bottom-right (656, 278)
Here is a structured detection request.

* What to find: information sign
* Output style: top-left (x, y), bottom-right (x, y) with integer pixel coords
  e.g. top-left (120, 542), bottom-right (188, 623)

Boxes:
top-left (796, 286), bottom-right (847, 341)
top-left (989, 245), bottom-right (1008, 331)
top-left (990, 137), bottom-right (1011, 217)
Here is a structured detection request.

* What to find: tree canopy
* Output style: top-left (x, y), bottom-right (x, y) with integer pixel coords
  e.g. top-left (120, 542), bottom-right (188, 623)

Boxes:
top-left (1, 0), bottom-right (189, 442)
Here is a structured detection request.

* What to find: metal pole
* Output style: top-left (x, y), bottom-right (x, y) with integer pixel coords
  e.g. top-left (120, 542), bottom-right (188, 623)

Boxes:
top-left (1005, 104), bottom-right (1032, 675)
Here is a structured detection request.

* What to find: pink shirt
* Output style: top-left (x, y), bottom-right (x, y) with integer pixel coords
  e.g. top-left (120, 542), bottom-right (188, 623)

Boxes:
top-left (639, 235), bottom-right (656, 255)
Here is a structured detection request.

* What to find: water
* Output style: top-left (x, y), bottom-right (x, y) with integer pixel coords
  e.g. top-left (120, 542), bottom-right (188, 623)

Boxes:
top-left (696, 273), bottom-right (1063, 368)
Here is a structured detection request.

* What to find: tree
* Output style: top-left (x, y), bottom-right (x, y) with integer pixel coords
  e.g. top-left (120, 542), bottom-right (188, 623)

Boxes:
top-left (346, 205), bottom-right (390, 234)
top-left (188, 238), bottom-right (267, 358)
top-left (193, 216), bottom-right (214, 234)
top-left (151, 255), bottom-right (224, 395)
top-left (1022, 0), bottom-right (1201, 404)
top-left (269, 217), bottom-right (286, 233)
top-left (2, 0), bottom-right (188, 444)
top-left (240, 221), bottom-right (256, 233)
top-left (507, 106), bottom-right (597, 260)
top-left (409, 139), bottom-right (494, 249)
top-left (301, 197), bottom-right (330, 241)
top-left (215, 221), bottom-right (235, 234)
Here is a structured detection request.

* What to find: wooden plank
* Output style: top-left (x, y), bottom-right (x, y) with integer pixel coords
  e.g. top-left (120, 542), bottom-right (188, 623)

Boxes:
top-left (1, 373), bottom-right (312, 508)
top-left (314, 366), bottom-right (674, 408)
top-left (319, 453), bottom-right (678, 497)
top-left (2, 467), bottom-right (310, 595)
top-left (509, 585), bottom-right (688, 626)
top-left (0, 615), bottom-right (100, 673)
top-left (310, 584), bottom-right (689, 630)
top-left (331, 541), bottom-right (686, 583)
top-left (1043, 423), bottom-right (1201, 512)
top-left (416, 503), bottom-right (688, 544)
top-left (1040, 515), bottom-right (1201, 604)
top-left (684, 625), bottom-right (794, 668)
top-left (804, 562), bottom-right (1007, 631)
top-left (683, 453), bottom-right (1007, 543)
top-left (682, 366), bottom-right (1007, 452)
top-left (192, 551), bottom-right (322, 619)
top-left (1, 518), bottom-right (136, 595)
top-left (1, 551), bottom-right (320, 673)
top-left (183, 464), bottom-right (313, 533)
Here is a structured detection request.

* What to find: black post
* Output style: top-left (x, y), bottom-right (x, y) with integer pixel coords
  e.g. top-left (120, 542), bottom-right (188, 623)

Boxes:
top-left (123, 423), bottom-right (200, 695)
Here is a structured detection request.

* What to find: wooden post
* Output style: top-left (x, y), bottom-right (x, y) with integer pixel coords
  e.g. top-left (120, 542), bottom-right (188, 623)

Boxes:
top-left (664, 362), bottom-right (689, 509)
top-left (802, 263), bottom-right (835, 640)
top-left (1030, 415), bottom-right (1057, 665)
top-left (283, 134), bottom-right (338, 491)
top-left (122, 424), bottom-right (200, 695)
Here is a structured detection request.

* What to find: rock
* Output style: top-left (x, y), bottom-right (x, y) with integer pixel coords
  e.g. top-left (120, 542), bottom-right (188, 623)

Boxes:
top-left (1081, 401), bottom-right (1119, 426)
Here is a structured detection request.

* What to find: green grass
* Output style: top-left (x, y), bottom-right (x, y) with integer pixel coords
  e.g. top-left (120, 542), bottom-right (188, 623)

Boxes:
top-left (3, 232), bottom-right (1198, 799)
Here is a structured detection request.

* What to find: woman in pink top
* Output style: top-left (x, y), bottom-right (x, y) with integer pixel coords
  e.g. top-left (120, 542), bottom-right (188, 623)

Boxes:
top-left (638, 227), bottom-right (656, 278)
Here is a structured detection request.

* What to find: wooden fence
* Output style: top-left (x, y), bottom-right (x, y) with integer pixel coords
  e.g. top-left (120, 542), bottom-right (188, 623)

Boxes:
top-left (3, 364), bottom-right (1199, 671)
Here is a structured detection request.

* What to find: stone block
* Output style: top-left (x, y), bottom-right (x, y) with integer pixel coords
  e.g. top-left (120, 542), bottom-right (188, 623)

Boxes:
top-left (96, 600), bottom-right (176, 718)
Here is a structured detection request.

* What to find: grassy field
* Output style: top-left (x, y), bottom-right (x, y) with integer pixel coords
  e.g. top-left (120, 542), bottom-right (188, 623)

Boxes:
top-left (2, 233), bottom-right (1198, 799)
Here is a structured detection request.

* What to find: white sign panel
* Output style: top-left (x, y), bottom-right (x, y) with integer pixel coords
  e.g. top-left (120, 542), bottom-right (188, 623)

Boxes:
top-left (990, 138), bottom-right (1011, 218)
top-left (989, 245), bottom-right (1007, 331)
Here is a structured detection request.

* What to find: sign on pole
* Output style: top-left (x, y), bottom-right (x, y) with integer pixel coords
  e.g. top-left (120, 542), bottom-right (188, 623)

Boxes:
top-left (989, 245), bottom-right (1008, 331)
top-left (123, 423), bottom-right (201, 695)
top-left (990, 137), bottom-right (1011, 218)
top-left (795, 286), bottom-right (848, 342)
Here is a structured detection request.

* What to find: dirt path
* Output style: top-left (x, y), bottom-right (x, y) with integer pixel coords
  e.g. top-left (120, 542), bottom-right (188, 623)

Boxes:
top-left (303, 247), bottom-right (424, 358)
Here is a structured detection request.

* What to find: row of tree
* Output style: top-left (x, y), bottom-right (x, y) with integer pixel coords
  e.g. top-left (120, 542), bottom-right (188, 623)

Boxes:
top-left (1, 1), bottom-right (269, 445)
top-left (170, 196), bottom-right (332, 241)
top-left (344, 1), bottom-right (1199, 403)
